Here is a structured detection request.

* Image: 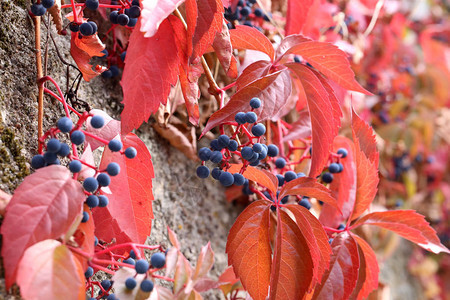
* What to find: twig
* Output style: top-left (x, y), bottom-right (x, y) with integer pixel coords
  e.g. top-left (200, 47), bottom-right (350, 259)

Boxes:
top-left (363, 0), bottom-right (385, 37)
top-left (33, 15), bottom-right (44, 153)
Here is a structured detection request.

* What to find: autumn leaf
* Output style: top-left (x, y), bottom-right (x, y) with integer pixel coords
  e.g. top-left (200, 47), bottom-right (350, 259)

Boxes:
top-left (227, 164), bottom-right (278, 194)
top-left (236, 60), bottom-right (272, 90)
top-left (351, 108), bottom-right (379, 167)
top-left (152, 123), bottom-right (198, 161)
top-left (285, 0), bottom-right (314, 36)
top-left (212, 22), bottom-right (238, 78)
top-left (16, 240), bottom-right (85, 300)
top-left (121, 19), bottom-right (180, 134)
top-left (312, 232), bottom-right (360, 300)
top-left (85, 109), bottom-right (120, 151)
top-left (93, 133), bottom-right (154, 245)
top-left (112, 266), bottom-right (148, 300)
top-left (202, 69), bottom-right (292, 135)
top-left (352, 210), bottom-right (450, 254)
top-left (48, 0), bottom-right (63, 34)
top-left (229, 25), bottom-right (275, 61)
top-left (281, 110), bottom-right (312, 142)
top-left (352, 234), bottom-right (379, 299)
top-left (1, 166), bottom-right (85, 288)
top-left (70, 33), bottom-right (107, 81)
top-left (140, 0), bottom-right (186, 37)
top-left (226, 201), bottom-right (272, 300)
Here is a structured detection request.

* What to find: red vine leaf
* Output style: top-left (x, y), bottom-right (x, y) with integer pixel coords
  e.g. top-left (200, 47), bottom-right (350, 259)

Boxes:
top-left (269, 209), bottom-right (314, 299)
top-left (281, 110), bottom-right (311, 142)
top-left (227, 164), bottom-right (278, 194)
top-left (16, 240), bottom-right (85, 300)
top-left (352, 108), bottom-right (379, 167)
top-left (352, 234), bottom-right (379, 299)
top-left (212, 22), bottom-right (238, 78)
top-left (287, 63), bottom-right (340, 178)
top-left (229, 25), bottom-right (275, 61)
top-left (352, 210), bottom-right (450, 254)
top-left (140, 0), bottom-right (185, 37)
top-left (1, 165), bottom-right (85, 288)
top-left (121, 19), bottom-right (180, 134)
top-left (85, 109), bottom-right (120, 151)
top-left (70, 33), bottom-right (107, 81)
top-left (278, 36), bottom-right (370, 94)
top-left (285, 0), bottom-right (314, 36)
top-left (74, 208), bottom-right (95, 256)
top-left (93, 133), bottom-right (154, 245)
top-left (279, 177), bottom-right (339, 210)
top-left (226, 201), bottom-right (272, 300)
top-left (236, 60), bottom-right (272, 90)
top-left (48, 0), bottom-right (63, 34)
top-left (202, 69), bottom-right (292, 136)
top-left (312, 232), bottom-right (360, 300)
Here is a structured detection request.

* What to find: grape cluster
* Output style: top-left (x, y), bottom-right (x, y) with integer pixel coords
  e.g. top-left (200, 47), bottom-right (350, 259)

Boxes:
top-left (30, 0), bottom-right (55, 17)
top-left (224, 0), bottom-right (271, 30)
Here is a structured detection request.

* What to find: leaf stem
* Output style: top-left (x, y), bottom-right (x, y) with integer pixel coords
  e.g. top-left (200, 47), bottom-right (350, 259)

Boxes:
top-left (33, 14), bottom-right (44, 153)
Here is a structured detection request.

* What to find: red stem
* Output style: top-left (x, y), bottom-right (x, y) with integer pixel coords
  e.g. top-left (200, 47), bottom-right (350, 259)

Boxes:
top-left (43, 88), bottom-right (82, 117)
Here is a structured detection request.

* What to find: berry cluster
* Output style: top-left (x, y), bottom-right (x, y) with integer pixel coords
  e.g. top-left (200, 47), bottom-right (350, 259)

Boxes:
top-left (30, 0), bottom-right (55, 17)
top-left (109, 0), bottom-right (140, 28)
top-left (225, 0), bottom-right (270, 30)
top-left (31, 112), bottom-right (137, 221)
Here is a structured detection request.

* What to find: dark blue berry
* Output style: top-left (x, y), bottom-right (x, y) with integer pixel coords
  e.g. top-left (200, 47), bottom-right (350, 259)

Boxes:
top-left (241, 146), bottom-right (254, 160)
top-left (101, 279), bottom-right (111, 290)
top-left (275, 157), bottom-right (286, 169)
top-left (254, 8), bottom-right (263, 17)
top-left (118, 14), bottom-right (130, 26)
top-left (242, 179), bottom-right (254, 195)
top-left (80, 22), bottom-right (94, 36)
top-left (252, 143), bottom-right (263, 153)
top-left (140, 279), bottom-right (154, 292)
top-left (31, 4), bottom-right (46, 16)
top-left (84, 266), bottom-right (94, 278)
top-left (81, 211), bottom-right (89, 223)
top-left (94, 236), bottom-right (98, 246)
top-left (297, 172), bottom-right (306, 178)
top-left (294, 56), bottom-right (302, 63)
top-left (267, 144), bottom-right (279, 157)
top-left (250, 97), bottom-right (261, 109)
top-left (328, 238), bottom-right (334, 244)
top-left (243, 21), bottom-right (253, 27)
top-left (42, 0), bottom-right (54, 9)
top-left (337, 148), bottom-right (348, 158)
top-left (86, 195), bottom-right (99, 208)
top-left (128, 5), bottom-right (141, 18)
top-left (240, 6), bottom-right (251, 16)
top-left (210, 139), bottom-right (222, 151)
top-left (71, 130), bottom-right (85, 145)
top-left (233, 173), bottom-right (245, 186)
top-left (123, 258), bottom-right (135, 265)
top-left (219, 171), bottom-right (234, 186)
top-left (245, 112), bottom-right (257, 123)
top-left (124, 147), bottom-right (137, 158)
top-left (248, 153), bottom-right (259, 163)
top-left (328, 163), bottom-right (340, 173)
top-left (127, 18), bottom-right (138, 27)
top-left (251, 124), bottom-right (266, 136)
top-left (88, 21), bottom-right (98, 34)
top-left (120, 51), bottom-right (127, 62)
top-left (125, 277), bottom-right (137, 289)
top-left (211, 167), bottom-right (222, 180)
top-left (85, 0), bottom-right (99, 9)
top-left (31, 155), bottom-right (45, 169)
top-left (150, 252), bottom-right (166, 268)
top-left (227, 140), bottom-right (238, 151)
top-left (210, 151), bottom-right (223, 163)
top-left (83, 177), bottom-right (98, 192)
top-left (270, 205), bottom-right (276, 212)
top-left (90, 115), bottom-right (104, 129)
top-left (98, 195), bottom-right (109, 207)
top-left (97, 173), bottom-right (111, 186)
top-left (108, 139), bottom-right (122, 152)
top-left (57, 143), bottom-right (70, 157)
top-left (102, 70), bottom-right (113, 78)
top-left (43, 152), bottom-right (57, 164)
top-left (110, 10), bottom-right (119, 24)
top-left (110, 65), bottom-right (120, 77)
top-left (135, 259), bottom-right (149, 274)
top-left (298, 198), bottom-right (311, 209)
top-left (284, 171), bottom-right (297, 182)
top-left (106, 294), bottom-right (116, 300)
top-left (129, 250), bottom-right (137, 259)
top-left (249, 159), bottom-right (260, 166)
top-left (259, 148), bottom-right (267, 160)
top-left (69, 22), bottom-right (79, 32)
top-left (196, 165), bottom-right (210, 178)
top-left (49, 158), bottom-right (61, 166)
top-left (280, 195), bottom-right (289, 204)
top-left (322, 172), bottom-right (333, 183)
top-left (218, 135), bottom-right (230, 148)
top-left (337, 163), bottom-right (344, 172)
top-left (69, 160), bottom-right (82, 173)
top-left (106, 162), bottom-right (120, 176)
top-left (263, 191), bottom-right (272, 201)
top-left (337, 224), bottom-right (345, 230)
top-left (46, 138), bottom-right (61, 153)
top-left (235, 112), bottom-right (247, 124)
top-left (276, 174), bottom-right (284, 186)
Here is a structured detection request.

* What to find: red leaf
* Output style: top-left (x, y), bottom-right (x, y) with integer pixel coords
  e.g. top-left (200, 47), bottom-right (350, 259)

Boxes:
top-left (286, 205), bottom-right (332, 286)
top-left (275, 35), bottom-right (310, 60)
top-left (85, 109), bottom-right (120, 151)
top-left (93, 133), bottom-right (154, 244)
top-left (229, 25), bottom-right (275, 61)
top-left (279, 177), bottom-right (339, 210)
top-left (192, 242), bottom-right (215, 281)
top-left (269, 209), bottom-right (314, 299)
top-left (16, 240), bottom-right (85, 300)
top-left (287, 63), bottom-right (340, 178)
top-left (1, 165), bottom-right (85, 288)
top-left (227, 164), bottom-right (278, 195)
top-left (75, 208), bottom-right (95, 256)
top-left (352, 234), bottom-right (379, 299)
top-left (285, 0), bottom-right (314, 36)
top-left (70, 33), bottom-right (107, 81)
top-left (351, 108), bottom-right (379, 167)
top-left (202, 69), bottom-right (292, 135)
top-left (281, 110), bottom-right (311, 142)
top-left (319, 137), bottom-right (356, 228)
top-left (185, 0), bottom-right (224, 60)
top-left (212, 22), bottom-right (238, 78)
top-left (121, 19), bottom-right (180, 134)
top-left (278, 36), bottom-right (370, 94)
top-left (140, 0), bottom-right (185, 37)
top-left (226, 201), bottom-right (271, 300)
top-left (312, 232), bottom-right (360, 300)
top-left (352, 210), bottom-right (450, 254)
top-left (236, 60), bottom-right (272, 90)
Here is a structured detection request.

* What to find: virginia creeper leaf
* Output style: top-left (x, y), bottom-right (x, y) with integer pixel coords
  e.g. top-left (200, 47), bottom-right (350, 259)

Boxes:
top-left (93, 133), bottom-right (154, 245)
top-left (85, 109), bottom-right (120, 151)
top-left (192, 242), bottom-right (215, 281)
top-left (16, 240), bottom-right (85, 300)
top-left (226, 201), bottom-right (271, 300)
top-left (227, 164), bottom-right (278, 194)
top-left (70, 33), bottom-right (107, 81)
top-left (351, 108), bottom-right (379, 167)
top-left (287, 63), bottom-right (340, 178)
top-left (1, 165), bottom-right (85, 288)
top-left (229, 25), bottom-right (275, 61)
top-left (352, 210), bottom-right (450, 254)
top-left (202, 69), bottom-right (292, 135)
top-left (121, 19), bottom-right (179, 134)
top-left (312, 232), bottom-right (360, 300)
top-left (213, 22), bottom-right (238, 78)
top-left (236, 60), bottom-right (272, 90)
top-left (285, 0), bottom-right (314, 36)
top-left (352, 234), bottom-right (379, 299)
top-left (48, 0), bottom-right (63, 34)
top-left (279, 177), bottom-right (339, 210)
top-left (140, 0), bottom-right (186, 37)
top-left (112, 266), bottom-right (148, 300)
top-left (281, 111), bottom-right (312, 142)
top-left (269, 209), bottom-right (314, 299)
